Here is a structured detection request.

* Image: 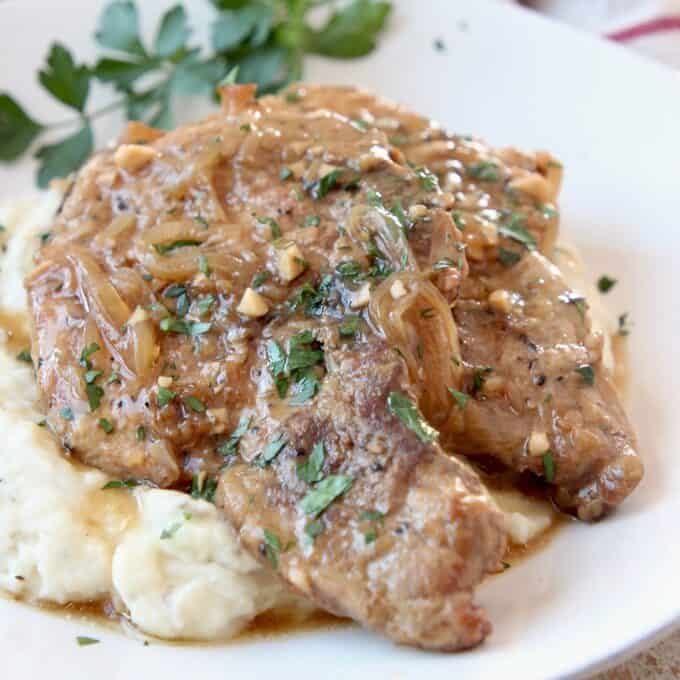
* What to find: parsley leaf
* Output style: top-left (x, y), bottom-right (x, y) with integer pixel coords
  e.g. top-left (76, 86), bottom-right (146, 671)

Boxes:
top-left (387, 392), bottom-right (438, 444)
top-left (217, 415), bottom-right (251, 457)
top-left (76, 636), bottom-right (100, 647)
top-left (157, 386), bottom-right (176, 407)
top-left (95, 0), bottom-right (147, 57)
top-left (155, 5), bottom-right (191, 58)
top-left (35, 123), bottom-right (93, 189)
top-left (39, 44), bottom-right (90, 112)
top-left (448, 388), bottom-right (470, 409)
top-left (309, 0), bottom-right (391, 58)
top-left (575, 364), bottom-right (595, 386)
top-left (543, 451), bottom-right (556, 483)
top-left (262, 528), bottom-right (281, 569)
top-left (183, 395), bottom-right (206, 413)
top-left (153, 239), bottom-right (202, 255)
top-left (498, 213), bottom-right (537, 251)
top-left (597, 275), bottom-right (617, 293)
top-left (296, 441), bottom-right (325, 484)
top-left (255, 432), bottom-right (287, 467)
top-left (468, 161), bottom-right (499, 182)
top-left (0, 94), bottom-right (44, 161)
top-left (300, 475), bottom-right (354, 517)
top-left (102, 479), bottom-right (139, 490)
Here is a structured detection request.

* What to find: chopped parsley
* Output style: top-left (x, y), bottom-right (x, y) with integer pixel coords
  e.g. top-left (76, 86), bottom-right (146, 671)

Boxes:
top-left (199, 254), bottom-right (210, 276)
top-left (304, 215), bottom-right (320, 227)
top-left (387, 392), bottom-right (438, 444)
top-left (359, 510), bottom-right (385, 523)
top-left (468, 161), bottom-right (499, 182)
top-left (86, 383), bottom-right (104, 411)
top-left (364, 530), bottom-right (376, 544)
top-left (157, 386), bottom-right (176, 407)
top-left (197, 294), bottom-right (215, 315)
top-left (152, 239), bottom-right (201, 255)
top-left (307, 168), bottom-right (342, 200)
top-left (160, 521), bottom-right (182, 540)
top-left (448, 388), bottom-right (470, 409)
top-left (255, 432), bottom-right (287, 467)
top-left (252, 270), bottom-right (269, 288)
top-left (79, 342), bottom-right (100, 368)
top-left (300, 475), bottom-right (354, 517)
top-left (183, 395), bottom-right (205, 413)
top-left (16, 349), bottom-right (32, 364)
top-left (164, 283), bottom-right (186, 298)
top-left (159, 317), bottom-right (212, 336)
top-left (59, 406), bottom-right (74, 421)
top-left (76, 636), bottom-right (100, 647)
top-left (84, 369), bottom-right (102, 384)
top-left (339, 316), bottom-right (360, 339)
top-left (217, 415), bottom-right (251, 457)
top-left (597, 275), bottom-right (617, 293)
top-left (135, 425), bottom-right (146, 441)
top-left (102, 479), bottom-right (139, 490)
top-left (262, 529), bottom-right (282, 569)
top-left (498, 247), bottom-right (521, 267)
top-left (191, 473), bottom-right (218, 502)
top-left (336, 260), bottom-right (363, 280)
top-left (296, 441), bottom-right (325, 484)
top-left (366, 188), bottom-right (383, 207)
top-left (498, 213), bottom-right (537, 251)
top-left (543, 451), bottom-right (556, 483)
top-left (472, 367), bottom-right (493, 394)
top-left (304, 519), bottom-right (324, 541)
top-left (575, 364), bottom-right (595, 386)
top-left (414, 165), bottom-right (438, 192)
top-left (98, 418), bottom-right (114, 434)
top-left (257, 216), bottom-right (281, 240)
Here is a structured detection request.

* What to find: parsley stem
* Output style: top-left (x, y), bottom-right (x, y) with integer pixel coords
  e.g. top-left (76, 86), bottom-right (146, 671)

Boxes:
top-left (46, 97), bottom-right (129, 131)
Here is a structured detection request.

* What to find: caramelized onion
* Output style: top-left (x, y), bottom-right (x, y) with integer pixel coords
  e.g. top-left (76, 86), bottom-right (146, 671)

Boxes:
top-left (370, 272), bottom-right (463, 426)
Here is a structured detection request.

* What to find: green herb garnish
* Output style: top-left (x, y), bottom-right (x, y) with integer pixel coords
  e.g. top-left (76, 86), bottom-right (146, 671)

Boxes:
top-left (575, 364), bottom-right (595, 386)
top-left (217, 415), bottom-right (251, 457)
top-left (76, 636), bottom-right (100, 647)
top-left (16, 349), bottom-right (32, 364)
top-left (498, 247), bottom-right (521, 267)
top-left (135, 425), bottom-right (146, 441)
top-left (304, 519), bottom-right (324, 541)
top-left (498, 213), bottom-right (536, 251)
top-left (255, 432), bottom-right (287, 467)
top-left (308, 168), bottom-right (342, 200)
top-left (102, 479), bottom-right (139, 490)
top-left (300, 475), bottom-right (354, 517)
top-left (468, 161), bottom-right (499, 182)
top-left (191, 473), bottom-right (217, 502)
top-left (79, 342), bottom-right (100, 368)
top-left (153, 239), bottom-right (201, 255)
top-left (296, 441), bottom-right (325, 484)
top-left (157, 386), bottom-right (176, 407)
top-left (1, 1), bottom-right (391, 187)
top-left (448, 388), bottom-right (470, 409)
top-left (183, 395), bottom-right (205, 413)
top-left (387, 392), bottom-right (438, 444)
top-left (86, 383), bottom-right (104, 411)
top-left (262, 529), bottom-right (281, 569)
top-left (597, 275), bottom-right (617, 293)
top-left (98, 418), bottom-right (114, 434)
top-left (543, 451), bottom-right (556, 483)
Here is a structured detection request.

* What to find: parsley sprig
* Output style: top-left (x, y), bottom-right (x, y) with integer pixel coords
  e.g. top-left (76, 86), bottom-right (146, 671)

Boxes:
top-left (0, 0), bottom-right (391, 188)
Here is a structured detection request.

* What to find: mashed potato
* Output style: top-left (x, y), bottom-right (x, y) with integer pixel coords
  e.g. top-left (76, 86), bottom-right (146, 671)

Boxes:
top-left (0, 193), bottom-right (610, 638)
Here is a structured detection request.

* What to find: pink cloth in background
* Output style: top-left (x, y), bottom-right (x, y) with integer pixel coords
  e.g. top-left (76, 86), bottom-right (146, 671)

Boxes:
top-left (524, 0), bottom-right (680, 67)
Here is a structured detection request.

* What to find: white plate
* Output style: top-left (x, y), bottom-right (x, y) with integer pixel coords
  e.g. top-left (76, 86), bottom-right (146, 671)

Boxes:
top-left (1, 1), bottom-right (679, 678)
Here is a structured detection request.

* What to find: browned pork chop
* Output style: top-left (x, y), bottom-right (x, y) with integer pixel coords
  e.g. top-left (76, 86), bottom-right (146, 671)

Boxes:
top-left (26, 85), bottom-right (507, 650)
top-left (288, 84), bottom-right (642, 520)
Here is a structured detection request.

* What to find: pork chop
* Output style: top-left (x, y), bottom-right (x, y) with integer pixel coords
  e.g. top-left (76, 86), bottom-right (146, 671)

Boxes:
top-left (287, 84), bottom-right (642, 520)
top-left (26, 85), bottom-right (506, 650)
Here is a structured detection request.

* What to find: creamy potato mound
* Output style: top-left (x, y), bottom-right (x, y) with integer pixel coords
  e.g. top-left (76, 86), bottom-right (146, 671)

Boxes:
top-left (0, 193), bottom-right (615, 639)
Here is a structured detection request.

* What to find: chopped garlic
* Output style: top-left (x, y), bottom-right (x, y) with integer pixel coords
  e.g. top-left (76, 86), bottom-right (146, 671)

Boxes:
top-left (113, 144), bottom-right (156, 172)
top-left (390, 279), bottom-right (407, 300)
top-left (276, 242), bottom-right (306, 283)
top-left (528, 431), bottom-right (550, 456)
top-left (488, 289), bottom-right (512, 314)
top-left (127, 306), bottom-right (150, 326)
top-left (350, 283), bottom-right (371, 309)
top-left (237, 288), bottom-right (269, 318)
top-left (408, 204), bottom-right (428, 220)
